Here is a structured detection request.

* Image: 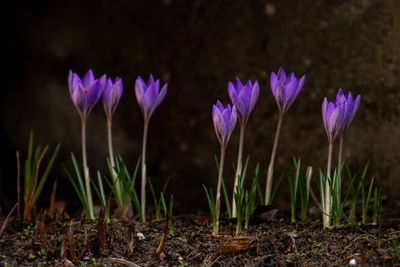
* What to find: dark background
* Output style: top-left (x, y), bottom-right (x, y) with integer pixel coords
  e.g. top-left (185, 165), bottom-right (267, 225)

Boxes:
top-left (1, 0), bottom-right (400, 215)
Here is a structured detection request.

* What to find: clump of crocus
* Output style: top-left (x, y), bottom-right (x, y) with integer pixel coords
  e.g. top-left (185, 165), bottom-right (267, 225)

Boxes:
top-left (335, 89), bottom-right (361, 186)
top-left (135, 74), bottom-right (167, 222)
top-left (321, 95), bottom-right (346, 228)
top-left (212, 101), bottom-right (237, 235)
top-left (68, 69), bottom-right (106, 219)
top-left (265, 67), bottom-right (305, 205)
top-left (102, 77), bottom-right (123, 206)
top-left (228, 77), bottom-right (259, 217)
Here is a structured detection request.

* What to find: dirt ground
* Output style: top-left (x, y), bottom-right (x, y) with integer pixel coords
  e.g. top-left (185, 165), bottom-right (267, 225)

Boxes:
top-left (1, 207), bottom-right (399, 267)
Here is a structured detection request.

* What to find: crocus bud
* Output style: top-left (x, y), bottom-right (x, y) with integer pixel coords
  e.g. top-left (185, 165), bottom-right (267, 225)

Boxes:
top-left (270, 67), bottom-right (305, 114)
top-left (228, 77), bottom-right (259, 123)
top-left (135, 75), bottom-right (168, 121)
top-left (68, 69), bottom-right (106, 120)
top-left (212, 101), bottom-right (237, 148)
top-left (322, 97), bottom-right (346, 142)
top-left (102, 77), bottom-right (123, 119)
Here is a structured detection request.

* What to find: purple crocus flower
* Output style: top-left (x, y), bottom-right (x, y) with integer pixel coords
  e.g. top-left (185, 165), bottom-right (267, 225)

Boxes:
top-left (135, 75), bottom-right (168, 120)
top-left (212, 101), bottom-right (237, 148)
top-left (270, 67), bottom-right (305, 114)
top-left (68, 69), bottom-right (106, 119)
top-left (102, 77), bottom-right (123, 119)
top-left (322, 97), bottom-right (346, 142)
top-left (335, 89), bottom-right (361, 129)
top-left (228, 77), bottom-right (259, 122)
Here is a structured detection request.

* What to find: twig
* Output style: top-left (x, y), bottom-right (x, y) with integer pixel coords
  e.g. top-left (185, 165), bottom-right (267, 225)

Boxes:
top-left (127, 221), bottom-right (135, 254)
top-left (77, 230), bottom-right (88, 260)
top-left (0, 203), bottom-right (17, 236)
top-left (286, 232), bottom-right (298, 253)
top-left (104, 257), bottom-right (141, 267)
top-left (29, 146), bottom-right (49, 203)
top-left (38, 209), bottom-right (48, 252)
top-left (156, 215), bottom-right (169, 259)
top-left (67, 221), bottom-right (77, 262)
top-left (98, 207), bottom-right (108, 252)
top-left (202, 255), bottom-right (221, 267)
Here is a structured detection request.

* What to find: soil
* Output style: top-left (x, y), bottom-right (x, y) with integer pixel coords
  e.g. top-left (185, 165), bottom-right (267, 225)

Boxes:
top-left (1, 209), bottom-right (399, 267)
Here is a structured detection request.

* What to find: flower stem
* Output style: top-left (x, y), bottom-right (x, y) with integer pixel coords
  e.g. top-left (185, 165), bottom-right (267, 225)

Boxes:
top-left (107, 118), bottom-right (122, 206)
top-left (232, 121), bottom-right (246, 218)
top-left (81, 118), bottom-right (94, 220)
top-left (213, 145), bottom-right (226, 235)
top-left (141, 119), bottom-right (149, 222)
top-left (336, 131), bottom-right (344, 219)
top-left (265, 113), bottom-right (284, 205)
top-left (324, 140), bottom-right (334, 228)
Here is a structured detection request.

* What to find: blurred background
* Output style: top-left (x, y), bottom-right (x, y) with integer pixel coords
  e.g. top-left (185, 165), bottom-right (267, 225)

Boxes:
top-left (1, 0), bottom-right (400, 215)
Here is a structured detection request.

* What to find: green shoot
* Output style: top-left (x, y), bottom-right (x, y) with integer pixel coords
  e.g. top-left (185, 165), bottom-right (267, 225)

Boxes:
top-left (148, 177), bottom-right (170, 220)
top-left (391, 238), bottom-right (400, 261)
top-left (221, 178), bottom-right (232, 219)
top-left (20, 131), bottom-right (60, 220)
top-left (114, 155), bottom-right (142, 221)
top-left (203, 185), bottom-right (217, 233)
top-left (234, 160), bottom-right (260, 234)
top-left (91, 171), bottom-right (112, 221)
top-left (362, 176), bottom-right (374, 224)
top-left (168, 195), bottom-right (174, 235)
top-left (288, 157), bottom-right (300, 223)
top-left (372, 187), bottom-right (382, 224)
top-left (270, 164), bottom-right (288, 204)
top-left (63, 153), bottom-right (90, 218)
top-left (244, 165), bottom-right (259, 229)
top-left (216, 155), bottom-right (232, 219)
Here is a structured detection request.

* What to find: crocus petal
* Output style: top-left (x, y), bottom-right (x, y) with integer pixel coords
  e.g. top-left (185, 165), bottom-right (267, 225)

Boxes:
top-left (238, 82), bottom-right (252, 110)
top-left (71, 83), bottom-right (88, 116)
top-left (277, 67), bottom-right (287, 82)
top-left (82, 69), bottom-right (95, 88)
top-left (147, 75), bottom-right (155, 86)
top-left (103, 77), bottom-right (123, 117)
top-left (274, 82), bottom-right (285, 111)
top-left (233, 77), bottom-right (243, 92)
top-left (135, 77), bottom-right (145, 103)
top-left (327, 107), bottom-right (342, 140)
top-left (231, 92), bottom-right (246, 121)
top-left (228, 82), bottom-right (237, 102)
top-left (249, 81), bottom-right (260, 112)
top-left (346, 94), bottom-right (361, 127)
top-left (86, 80), bottom-right (102, 112)
top-left (213, 105), bottom-right (225, 145)
top-left (216, 100), bottom-right (224, 111)
top-left (229, 105), bottom-right (237, 134)
top-left (283, 78), bottom-right (298, 109)
top-left (294, 75), bottom-right (305, 99)
top-left (322, 97), bottom-right (328, 132)
top-left (154, 83), bottom-right (168, 110)
top-left (142, 83), bottom-right (158, 117)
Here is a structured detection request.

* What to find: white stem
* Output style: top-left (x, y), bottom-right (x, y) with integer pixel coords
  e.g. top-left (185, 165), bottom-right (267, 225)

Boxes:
top-left (107, 118), bottom-right (122, 206)
top-left (214, 145), bottom-right (226, 235)
top-left (324, 140), bottom-right (333, 228)
top-left (265, 113), bottom-right (284, 205)
top-left (82, 118), bottom-right (94, 219)
top-left (141, 119), bottom-right (149, 222)
top-left (232, 121), bottom-right (246, 218)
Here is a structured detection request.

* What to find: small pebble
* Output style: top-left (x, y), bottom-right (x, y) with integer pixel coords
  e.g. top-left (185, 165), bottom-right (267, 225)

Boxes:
top-left (137, 232), bottom-right (146, 240)
top-left (349, 258), bottom-right (357, 265)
